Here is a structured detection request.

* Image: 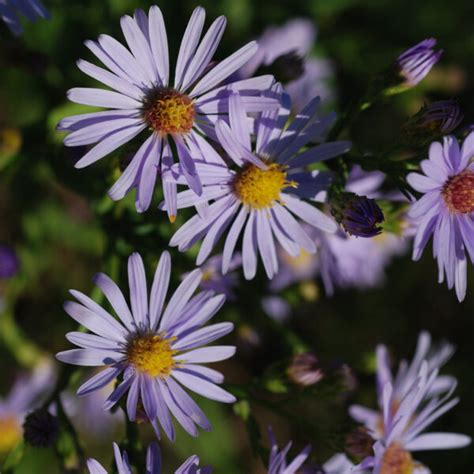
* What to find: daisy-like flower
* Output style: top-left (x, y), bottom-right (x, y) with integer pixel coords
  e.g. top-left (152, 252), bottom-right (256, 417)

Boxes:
top-left (0, 0), bottom-right (49, 36)
top-left (56, 251), bottom-right (236, 442)
top-left (167, 89), bottom-right (351, 279)
top-left (87, 442), bottom-right (211, 474)
top-left (407, 133), bottom-right (474, 301)
top-left (357, 362), bottom-right (471, 474)
top-left (396, 39), bottom-right (442, 87)
top-left (0, 361), bottom-right (56, 454)
top-left (58, 6), bottom-right (278, 219)
top-left (267, 426), bottom-right (311, 474)
top-left (350, 331), bottom-right (456, 441)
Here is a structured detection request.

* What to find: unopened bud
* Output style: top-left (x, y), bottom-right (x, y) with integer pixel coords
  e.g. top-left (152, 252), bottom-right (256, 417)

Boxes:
top-left (287, 352), bottom-right (324, 387)
top-left (23, 409), bottom-right (59, 448)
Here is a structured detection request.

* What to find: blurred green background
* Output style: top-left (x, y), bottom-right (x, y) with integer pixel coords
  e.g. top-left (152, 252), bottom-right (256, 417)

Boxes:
top-left (1, 0), bottom-right (473, 472)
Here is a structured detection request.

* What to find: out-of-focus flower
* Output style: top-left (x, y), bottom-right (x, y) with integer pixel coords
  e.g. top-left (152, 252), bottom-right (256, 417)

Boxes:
top-left (58, 6), bottom-right (278, 218)
top-left (0, 361), bottom-right (56, 454)
top-left (350, 331), bottom-right (456, 440)
top-left (287, 352), bottom-right (324, 387)
top-left (62, 374), bottom-right (125, 440)
top-left (0, 0), bottom-right (49, 36)
top-left (357, 362), bottom-right (471, 473)
top-left (87, 442), bottom-right (211, 474)
top-left (0, 244), bottom-right (19, 279)
top-left (56, 252), bottom-right (235, 442)
top-left (168, 88), bottom-right (350, 280)
top-left (194, 253), bottom-right (241, 301)
top-left (237, 18), bottom-right (334, 112)
top-left (267, 426), bottom-right (311, 474)
top-left (319, 453), bottom-right (355, 473)
top-left (261, 295), bottom-right (292, 322)
top-left (22, 409), bottom-right (59, 448)
top-left (396, 39), bottom-right (442, 88)
top-left (407, 133), bottom-right (474, 301)
top-left (318, 229), bottom-right (408, 296)
top-left (331, 193), bottom-right (385, 238)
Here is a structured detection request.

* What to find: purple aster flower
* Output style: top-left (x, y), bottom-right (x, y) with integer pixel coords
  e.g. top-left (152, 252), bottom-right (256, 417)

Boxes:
top-left (87, 442), bottom-right (211, 474)
top-left (236, 18), bottom-right (334, 113)
top-left (0, 244), bottom-right (19, 279)
top-left (56, 251), bottom-right (236, 442)
top-left (261, 295), bottom-right (292, 322)
top-left (357, 362), bottom-right (471, 474)
top-left (58, 6), bottom-right (278, 219)
top-left (396, 39), bottom-right (442, 87)
top-left (407, 133), bottom-right (474, 301)
top-left (167, 88), bottom-right (351, 280)
top-left (0, 361), bottom-right (56, 453)
top-left (350, 331), bottom-right (456, 441)
top-left (0, 0), bottom-right (49, 36)
top-left (267, 426), bottom-right (311, 474)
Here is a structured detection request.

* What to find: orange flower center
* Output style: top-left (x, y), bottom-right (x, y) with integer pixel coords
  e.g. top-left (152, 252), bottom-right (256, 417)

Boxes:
top-left (442, 170), bottom-right (474, 213)
top-left (143, 88), bottom-right (195, 135)
top-left (380, 442), bottom-right (414, 474)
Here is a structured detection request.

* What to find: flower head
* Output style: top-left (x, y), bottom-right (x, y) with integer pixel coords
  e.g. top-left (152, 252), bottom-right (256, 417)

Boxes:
top-left (56, 251), bottom-right (236, 442)
top-left (267, 426), bottom-right (311, 474)
top-left (0, 244), bottom-right (19, 279)
top-left (407, 132), bottom-right (474, 301)
top-left (87, 443), bottom-right (211, 474)
top-left (350, 331), bottom-right (456, 441)
top-left (167, 88), bottom-right (350, 280)
top-left (0, 361), bottom-right (56, 454)
top-left (287, 352), bottom-right (324, 387)
top-left (396, 39), bottom-right (442, 87)
top-left (0, 0), bottom-right (49, 35)
top-left (358, 361), bottom-right (471, 474)
top-left (58, 6), bottom-right (278, 218)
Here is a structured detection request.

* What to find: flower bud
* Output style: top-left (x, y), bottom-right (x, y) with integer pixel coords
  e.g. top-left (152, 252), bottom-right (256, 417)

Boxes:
top-left (0, 244), bottom-right (19, 279)
top-left (287, 352), bottom-right (324, 387)
top-left (345, 427), bottom-right (375, 459)
top-left (23, 409), bottom-right (59, 448)
top-left (331, 193), bottom-right (384, 238)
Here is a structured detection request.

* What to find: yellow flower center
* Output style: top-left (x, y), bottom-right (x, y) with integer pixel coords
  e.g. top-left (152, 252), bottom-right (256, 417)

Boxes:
top-left (442, 170), bottom-right (474, 214)
top-left (380, 442), bottom-right (414, 474)
top-left (0, 415), bottom-right (22, 453)
top-left (127, 334), bottom-right (177, 378)
top-left (233, 162), bottom-right (297, 209)
top-left (143, 88), bottom-right (195, 135)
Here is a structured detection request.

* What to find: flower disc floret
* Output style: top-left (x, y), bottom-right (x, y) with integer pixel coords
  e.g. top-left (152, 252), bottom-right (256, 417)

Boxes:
top-left (442, 171), bottom-right (474, 214)
top-left (234, 162), bottom-right (296, 209)
top-left (127, 333), bottom-right (177, 378)
top-left (143, 88), bottom-right (195, 135)
top-left (380, 442), bottom-right (414, 474)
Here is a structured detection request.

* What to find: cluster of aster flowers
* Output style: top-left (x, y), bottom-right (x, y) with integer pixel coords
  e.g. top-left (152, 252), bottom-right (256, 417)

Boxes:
top-left (1, 1), bottom-right (473, 473)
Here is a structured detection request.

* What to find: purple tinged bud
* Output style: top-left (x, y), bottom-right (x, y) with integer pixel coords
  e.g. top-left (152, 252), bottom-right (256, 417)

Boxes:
top-left (345, 427), bottom-right (375, 459)
top-left (287, 352), bottom-right (324, 387)
top-left (0, 244), bottom-right (19, 279)
top-left (419, 100), bottom-right (463, 134)
top-left (396, 38), bottom-right (442, 87)
top-left (331, 193), bottom-right (384, 238)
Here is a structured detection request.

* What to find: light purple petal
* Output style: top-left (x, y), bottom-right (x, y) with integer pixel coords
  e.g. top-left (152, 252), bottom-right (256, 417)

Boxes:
top-left (127, 253), bottom-right (148, 328)
top-left (67, 88), bottom-right (142, 109)
top-left (77, 366), bottom-right (123, 396)
top-left (56, 349), bottom-right (122, 366)
top-left (176, 346), bottom-right (235, 363)
top-left (149, 6), bottom-right (169, 86)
